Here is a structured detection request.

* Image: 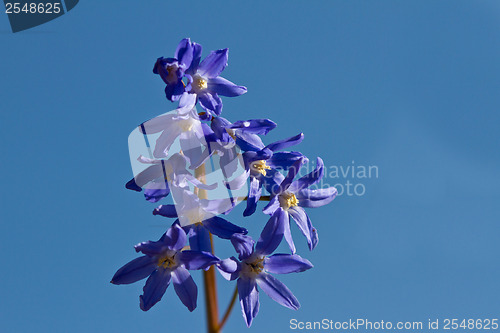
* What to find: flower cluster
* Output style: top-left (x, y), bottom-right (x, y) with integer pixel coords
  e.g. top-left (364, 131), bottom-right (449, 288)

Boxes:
top-left (112, 38), bottom-right (337, 328)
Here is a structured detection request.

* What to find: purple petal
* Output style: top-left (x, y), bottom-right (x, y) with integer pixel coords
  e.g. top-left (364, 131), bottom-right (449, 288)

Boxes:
top-left (152, 205), bottom-right (178, 218)
top-left (165, 223), bottom-right (187, 251)
top-left (134, 239), bottom-right (168, 257)
top-left (198, 92), bottom-right (222, 115)
top-left (267, 152), bottom-right (306, 170)
top-left (185, 223), bottom-right (212, 253)
top-left (243, 177), bottom-right (262, 217)
top-left (224, 170), bottom-right (250, 191)
top-left (140, 268), bottom-right (171, 311)
top-left (198, 48), bottom-right (228, 78)
top-left (296, 187), bottom-right (337, 208)
top-left (279, 157), bottom-right (306, 193)
top-left (111, 256), bottom-right (156, 285)
top-left (235, 131), bottom-right (265, 151)
top-left (140, 113), bottom-right (176, 135)
top-left (129, 164), bottom-right (164, 189)
top-left (288, 206), bottom-right (314, 250)
top-left (256, 273), bottom-right (300, 310)
top-left (175, 38), bottom-right (194, 69)
top-left (144, 181), bottom-right (170, 203)
top-left (125, 178), bottom-right (142, 192)
top-left (238, 277), bottom-right (260, 327)
top-left (172, 266), bottom-right (198, 312)
top-left (217, 257), bottom-right (240, 281)
top-left (262, 195), bottom-right (280, 215)
top-left (187, 42), bottom-right (202, 75)
top-left (153, 125), bottom-right (183, 158)
top-left (288, 157), bottom-right (325, 193)
top-left (229, 119), bottom-right (276, 135)
top-left (165, 79), bottom-right (185, 102)
top-left (264, 254), bottom-right (313, 274)
top-left (256, 208), bottom-right (286, 256)
top-left (178, 250), bottom-right (219, 270)
top-left (283, 213), bottom-right (296, 254)
top-left (208, 76), bottom-right (247, 97)
top-left (231, 234), bottom-right (255, 261)
top-left (203, 216), bottom-right (247, 239)
top-left (177, 92), bottom-right (197, 114)
top-left (265, 133), bottom-right (304, 152)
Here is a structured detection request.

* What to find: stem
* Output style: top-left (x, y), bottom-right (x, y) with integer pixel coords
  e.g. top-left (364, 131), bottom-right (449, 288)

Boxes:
top-left (218, 286), bottom-right (238, 330)
top-left (195, 165), bottom-right (220, 333)
top-left (235, 195), bottom-right (271, 202)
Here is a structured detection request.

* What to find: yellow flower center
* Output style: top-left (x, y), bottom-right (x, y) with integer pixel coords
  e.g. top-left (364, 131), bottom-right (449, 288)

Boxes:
top-left (251, 160), bottom-right (271, 176)
top-left (279, 192), bottom-right (299, 209)
top-left (157, 253), bottom-right (177, 269)
top-left (193, 75), bottom-right (208, 90)
top-left (246, 257), bottom-right (265, 274)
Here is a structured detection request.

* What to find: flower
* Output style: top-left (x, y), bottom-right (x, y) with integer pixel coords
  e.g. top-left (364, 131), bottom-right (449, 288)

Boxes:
top-left (261, 157), bottom-right (338, 253)
top-left (153, 38), bottom-right (197, 101)
top-left (125, 153), bottom-right (217, 203)
top-left (217, 231), bottom-right (313, 327)
top-left (184, 46), bottom-right (247, 116)
top-left (111, 223), bottom-right (219, 311)
top-left (224, 132), bottom-right (306, 216)
top-left (153, 189), bottom-right (247, 252)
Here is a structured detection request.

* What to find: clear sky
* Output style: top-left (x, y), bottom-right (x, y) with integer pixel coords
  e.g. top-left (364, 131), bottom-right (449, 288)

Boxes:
top-left (1, 1), bottom-right (499, 332)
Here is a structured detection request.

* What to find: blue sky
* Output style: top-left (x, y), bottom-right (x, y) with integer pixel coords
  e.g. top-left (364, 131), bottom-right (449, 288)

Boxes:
top-left (1, 1), bottom-right (499, 332)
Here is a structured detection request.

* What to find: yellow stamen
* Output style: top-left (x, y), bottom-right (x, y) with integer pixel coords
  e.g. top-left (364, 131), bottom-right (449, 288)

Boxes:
top-left (194, 75), bottom-right (208, 90)
top-left (279, 192), bottom-right (299, 209)
top-left (252, 160), bottom-right (271, 176)
top-left (248, 257), bottom-right (265, 274)
top-left (157, 254), bottom-right (177, 269)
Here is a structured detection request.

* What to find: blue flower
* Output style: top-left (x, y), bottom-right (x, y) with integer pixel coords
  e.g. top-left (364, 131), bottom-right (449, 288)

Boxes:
top-left (153, 38), bottom-right (197, 102)
top-left (111, 223), bottom-right (219, 311)
top-left (153, 189), bottom-right (248, 253)
top-left (185, 47), bottom-right (247, 116)
top-left (261, 157), bottom-right (338, 253)
top-left (217, 231), bottom-right (313, 327)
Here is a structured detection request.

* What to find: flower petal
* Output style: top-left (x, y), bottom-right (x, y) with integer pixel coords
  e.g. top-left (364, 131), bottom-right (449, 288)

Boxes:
top-left (199, 92), bottom-right (222, 115)
top-left (185, 223), bottom-right (212, 253)
top-left (177, 92), bottom-right (197, 115)
top-left (235, 131), bottom-right (265, 151)
top-left (111, 256), bottom-right (156, 285)
top-left (165, 223), bottom-right (188, 251)
top-left (208, 76), bottom-right (247, 97)
top-left (283, 214), bottom-right (296, 254)
top-left (134, 238), bottom-right (168, 257)
top-left (295, 187), bottom-right (337, 208)
top-left (203, 216), bottom-right (247, 239)
top-left (288, 206), bottom-right (313, 250)
top-left (262, 195), bottom-right (280, 215)
top-left (175, 38), bottom-right (194, 69)
top-left (243, 177), bottom-right (262, 217)
top-left (179, 250), bottom-right (219, 270)
top-left (288, 157), bottom-right (325, 193)
top-left (229, 119), bottom-right (277, 135)
top-left (198, 48), bottom-right (228, 78)
top-left (265, 133), bottom-right (304, 152)
top-left (231, 234), bottom-right (255, 261)
top-left (152, 204), bottom-right (178, 218)
top-left (256, 208), bottom-right (286, 256)
top-left (267, 151), bottom-right (306, 170)
top-left (187, 42), bottom-right (203, 75)
top-left (264, 254), bottom-right (313, 274)
top-left (140, 268), bottom-right (171, 311)
top-left (256, 273), bottom-right (300, 310)
top-left (238, 277), bottom-right (260, 327)
top-left (172, 266), bottom-right (198, 312)
top-left (144, 181), bottom-right (170, 203)
top-left (279, 157), bottom-right (305, 193)
top-left (216, 257), bottom-right (240, 281)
